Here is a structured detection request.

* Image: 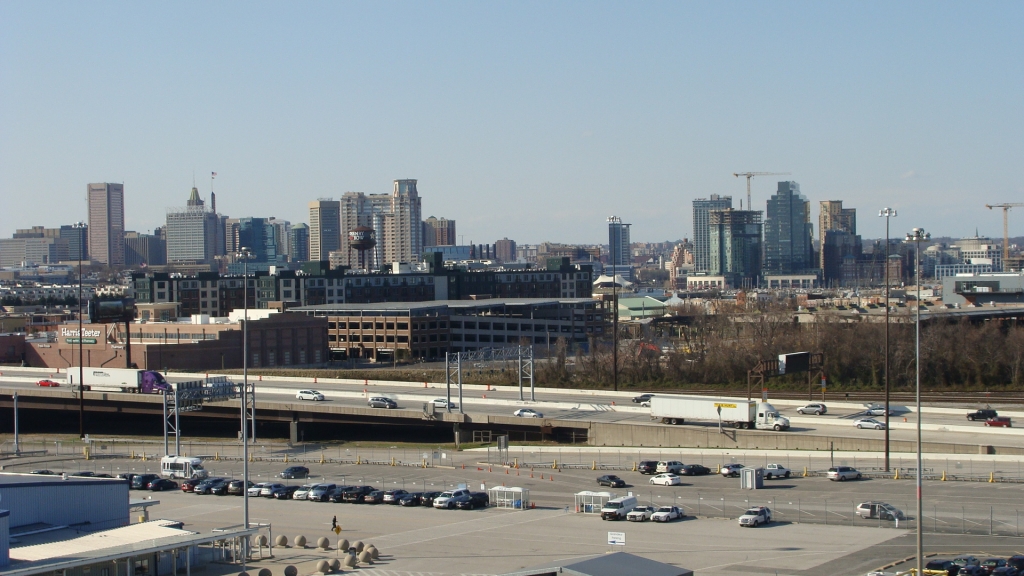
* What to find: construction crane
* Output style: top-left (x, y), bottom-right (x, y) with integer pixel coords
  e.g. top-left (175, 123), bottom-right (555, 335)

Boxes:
top-left (733, 172), bottom-right (791, 210)
top-left (985, 203), bottom-right (1024, 266)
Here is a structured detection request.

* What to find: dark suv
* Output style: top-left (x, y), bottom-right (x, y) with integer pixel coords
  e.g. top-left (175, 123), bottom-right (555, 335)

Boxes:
top-left (131, 474), bottom-right (160, 490)
top-left (341, 486), bottom-right (375, 503)
top-left (637, 460), bottom-right (658, 475)
top-left (280, 466), bottom-right (309, 479)
top-left (455, 492), bottom-right (489, 510)
top-left (967, 409), bottom-right (997, 421)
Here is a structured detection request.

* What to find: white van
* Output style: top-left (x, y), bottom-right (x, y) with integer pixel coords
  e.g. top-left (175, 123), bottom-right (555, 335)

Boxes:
top-left (160, 456), bottom-right (209, 479)
top-left (600, 495), bottom-right (638, 520)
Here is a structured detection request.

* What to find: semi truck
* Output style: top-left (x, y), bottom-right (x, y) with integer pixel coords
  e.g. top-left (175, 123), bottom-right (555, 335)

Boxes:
top-left (67, 368), bottom-right (173, 394)
top-left (649, 396), bottom-right (791, 431)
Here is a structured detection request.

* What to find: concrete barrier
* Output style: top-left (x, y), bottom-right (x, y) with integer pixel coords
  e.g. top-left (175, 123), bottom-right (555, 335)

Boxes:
top-left (315, 560), bottom-right (330, 574)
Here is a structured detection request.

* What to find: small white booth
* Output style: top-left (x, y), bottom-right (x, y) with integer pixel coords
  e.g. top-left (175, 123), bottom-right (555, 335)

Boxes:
top-left (575, 490), bottom-right (615, 514)
top-left (489, 486), bottom-right (530, 509)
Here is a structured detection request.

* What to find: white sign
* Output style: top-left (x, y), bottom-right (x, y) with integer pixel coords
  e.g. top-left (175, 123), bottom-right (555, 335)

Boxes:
top-left (62, 328), bottom-right (101, 338)
top-left (607, 531), bottom-right (626, 546)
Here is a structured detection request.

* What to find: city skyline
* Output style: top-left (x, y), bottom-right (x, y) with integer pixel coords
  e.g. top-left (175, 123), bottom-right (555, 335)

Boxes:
top-left (1, 3), bottom-right (1021, 243)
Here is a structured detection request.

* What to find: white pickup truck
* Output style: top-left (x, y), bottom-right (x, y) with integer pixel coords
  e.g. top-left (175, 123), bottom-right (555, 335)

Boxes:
top-left (764, 464), bottom-right (791, 479)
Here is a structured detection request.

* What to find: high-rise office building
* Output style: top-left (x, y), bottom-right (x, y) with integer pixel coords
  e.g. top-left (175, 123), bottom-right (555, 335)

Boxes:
top-left (166, 187), bottom-right (220, 264)
top-left (495, 238), bottom-right (517, 263)
top-left (59, 224), bottom-right (88, 261)
top-left (819, 201), bottom-right (857, 270)
top-left (124, 231), bottom-right (166, 267)
top-left (764, 182), bottom-right (814, 274)
top-left (692, 194), bottom-right (733, 272)
top-left (87, 183), bottom-right (125, 267)
top-left (390, 179), bottom-right (423, 264)
top-left (708, 209), bottom-right (763, 288)
top-left (607, 216), bottom-right (631, 267)
top-left (289, 223), bottom-right (310, 263)
top-left (309, 199), bottom-right (341, 262)
top-left (423, 216), bottom-right (456, 247)
top-left (268, 217), bottom-right (291, 260)
top-left (236, 217), bottom-right (279, 263)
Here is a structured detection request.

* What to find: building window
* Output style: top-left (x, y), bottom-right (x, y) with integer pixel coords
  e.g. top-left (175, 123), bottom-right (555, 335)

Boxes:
top-left (251, 352), bottom-right (260, 367)
top-left (465, 321), bottom-right (476, 329)
top-left (314, 350), bottom-right (322, 363)
top-left (386, 322), bottom-right (395, 329)
top-left (449, 321), bottom-right (461, 328)
top-left (479, 322), bottom-right (490, 329)
top-left (299, 350), bottom-right (307, 363)
top-left (398, 322), bottom-right (409, 329)
top-left (397, 335), bottom-right (409, 343)
top-left (267, 353), bottom-right (276, 366)
top-left (283, 351), bottom-right (291, 365)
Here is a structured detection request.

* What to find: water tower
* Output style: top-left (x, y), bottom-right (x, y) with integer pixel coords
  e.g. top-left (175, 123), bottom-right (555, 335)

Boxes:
top-left (348, 226), bottom-right (376, 270)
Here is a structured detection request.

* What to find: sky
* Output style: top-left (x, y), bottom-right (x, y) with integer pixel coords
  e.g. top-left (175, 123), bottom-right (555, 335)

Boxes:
top-left (1, 2), bottom-right (1022, 245)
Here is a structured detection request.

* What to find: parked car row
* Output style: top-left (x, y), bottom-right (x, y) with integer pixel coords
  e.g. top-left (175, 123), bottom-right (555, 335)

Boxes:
top-left (924, 554), bottom-right (1024, 575)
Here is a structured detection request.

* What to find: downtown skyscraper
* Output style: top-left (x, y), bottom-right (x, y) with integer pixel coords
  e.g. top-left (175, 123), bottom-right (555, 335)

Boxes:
top-left (308, 199), bottom-right (341, 262)
top-left (692, 194), bottom-right (733, 272)
top-left (87, 183), bottom-right (125, 267)
top-left (764, 181), bottom-right (814, 274)
top-left (607, 216), bottom-right (631, 267)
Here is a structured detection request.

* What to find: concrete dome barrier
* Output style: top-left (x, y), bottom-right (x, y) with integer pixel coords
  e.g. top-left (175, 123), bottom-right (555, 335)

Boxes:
top-left (366, 545), bottom-right (379, 560)
top-left (238, 572), bottom-right (248, 576)
top-left (295, 535), bottom-right (307, 548)
top-left (256, 535), bottom-right (268, 547)
top-left (353, 541), bottom-right (364, 553)
top-left (275, 535), bottom-right (289, 547)
top-left (258, 569), bottom-right (272, 576)
top-left (284, 566), bottom-right (298, 576)
top-left (337, 538), bottom-right (349, 552)
top-left (343, 554), bottom-right (357, 568)
top-left (358, 551), bottom-right (373, 564)
top-left (316, 560), bottom-right (330, 574)
top-left (317, 536), bottom-right (330, 550)
top-left (329, 559), bottom-right (341, 571)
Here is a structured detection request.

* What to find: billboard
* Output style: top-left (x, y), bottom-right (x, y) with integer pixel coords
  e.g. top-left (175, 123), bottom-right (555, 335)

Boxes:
top-left (90, 297), bottom-right (136, 324)
top-left (778, 352), bottom-right (811, 375)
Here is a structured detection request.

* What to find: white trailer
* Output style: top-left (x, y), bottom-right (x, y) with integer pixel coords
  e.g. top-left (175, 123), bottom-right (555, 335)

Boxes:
top-left (649, 396), bottom-right (790, 430)
top-left (67, 368), bottom-right (172, 394)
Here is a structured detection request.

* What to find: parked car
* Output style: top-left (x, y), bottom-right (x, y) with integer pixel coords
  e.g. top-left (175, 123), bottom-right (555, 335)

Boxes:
top-left (627, 506), bottom-right (655, 522)
top-left (193, 478), bottom-right (228, 495)
top-left (854, 418), bottom-right (887, 430)
top-left (455, 492), bottom-right (489, 510)
top-left (181, 479), bottom-right (200, 492)
top-left (596, 475), bottom-right (625, 488)
top-left (985, 417), bottom-right (1012, 427)
top-left (248, 482), bottom-right (267, 497)
top-left (309, 484), bottom-right (337, 502)
top-left (951, 555), bottom-right (979, 568)
top-left (982, 559), bottom-right (1009, 573)
top-left (31, 469), bottom-right (56, 475)
top-left (764, 464), bottom-right (791, 479)
top-left (433, 489), bottom-right (471, 509)
top-left (738, 506), bottom-right (772, 527)
top-left (958, 566), bottom-right (987, 576)
top-left (855, 501), bottom-right (905, 520)
top-left (364, 490), bottom-right (385, 504)
top-left (637, 460), bottom-right (658, 475)
top-left (431, 398), bottom-right (457, 409)
top-left (420, 492), bottom-right (442, 507)
top-left (679, 464), bottom-right (710, 476)
top-left (632, 394), bottom-right (654, 404)
top-left (261, 483), bottom-right (285, 497)
top-left (327, 486), bottom-right (354, 503)
top-left (279, 466), bottom-right (309, 479)
top-left (149, 478), bottom-right (178, 491)
top-left (399, 492), bottom-right (424, 506)
top-left (210, 480), bottom-right (234, 495)
top-left (292, 484), bottom-right (315, 500)
top-left (341, 486), bottom-right (375, 503)
top-left (827, 466), bottom-right (862, 481)
top-left (992, 567), bottom-right (1019, 576)
top-left (1008, 556), bottom-right (1024, 570)
top-left (652, 506), bottom-right (684, 522)
top-left (272, 485), bottom-right (300, 500)
top-left (37, 379), bottom-right (60, 387)
top-left (368, 397), bottom-right (398, 409)
top-left (924, 559), bottom-right (960, 575)
top-left (967, 409), bottom-right (998, 422)
top-left (383, 489), bottom-right (409, 504)
top-left (131, 474), bottom-right (160, 489)
top-left (296, 389), bottom-right (325, 401)
top-left (797, 403), bottom-right (827, 415)
top-left (720, 463), bottom-right (744, 477)
top-left (513, 408), bottom-right (543, 418)
top-left (656, 461), bottom-right (684, 474)
top-left (649, 473), bottom-right (682, 486)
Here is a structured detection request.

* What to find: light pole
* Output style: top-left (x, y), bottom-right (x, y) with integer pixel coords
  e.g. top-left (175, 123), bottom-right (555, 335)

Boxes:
top-left (905, 227), bottom-right (929, 576)
top-left (878, 208), bottom-right (897, 471)
top-left (236, 247), bottom-right (253, 560)
top-left (74, 221), bottom-right (86, 439)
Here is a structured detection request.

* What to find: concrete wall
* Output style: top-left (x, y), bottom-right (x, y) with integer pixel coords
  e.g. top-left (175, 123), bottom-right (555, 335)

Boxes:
top-left (586, 421), bottom-right (1023, 454)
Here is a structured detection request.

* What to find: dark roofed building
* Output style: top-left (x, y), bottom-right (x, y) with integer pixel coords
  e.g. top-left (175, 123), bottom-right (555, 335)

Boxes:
top-left (500, 551), bottom-right (693, 576)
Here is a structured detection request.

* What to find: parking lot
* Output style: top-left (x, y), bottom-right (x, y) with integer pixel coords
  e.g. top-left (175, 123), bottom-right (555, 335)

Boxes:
top-left (10, 449), bottom-right (1024, 575)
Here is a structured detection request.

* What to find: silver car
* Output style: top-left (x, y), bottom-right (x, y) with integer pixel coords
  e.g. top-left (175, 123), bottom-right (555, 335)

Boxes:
top-left (797, 403), bottom-right (827, 415)
top-left (827, 466), bottom-right (862, 481)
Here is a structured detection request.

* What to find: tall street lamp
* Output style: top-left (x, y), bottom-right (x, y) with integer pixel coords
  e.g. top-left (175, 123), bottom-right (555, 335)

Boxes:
top-left (878, 208), bottom-right (897, 471)
top-left (236, 247), bottom-right (253, 559)
top-left (905, 226), bottom-right (929, 576)
top-left (74, 221), bottom-right (86, 439)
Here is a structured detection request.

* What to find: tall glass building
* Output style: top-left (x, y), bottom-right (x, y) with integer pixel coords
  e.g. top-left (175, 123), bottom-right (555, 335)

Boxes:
top-left (764, 181), bottom-right (814, 274)
top-left (692, 195), bottom-right (732, 272)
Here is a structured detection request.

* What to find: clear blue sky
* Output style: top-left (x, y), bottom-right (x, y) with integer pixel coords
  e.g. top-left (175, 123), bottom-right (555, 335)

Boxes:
top-left (1, 2), bottom-right (1021, 245)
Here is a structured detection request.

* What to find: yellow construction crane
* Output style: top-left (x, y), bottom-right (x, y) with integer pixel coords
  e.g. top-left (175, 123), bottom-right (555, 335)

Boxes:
top-left (733, 172), bottom-right (791, 210)
top-left (986, 203), bottom-right (1024, 265)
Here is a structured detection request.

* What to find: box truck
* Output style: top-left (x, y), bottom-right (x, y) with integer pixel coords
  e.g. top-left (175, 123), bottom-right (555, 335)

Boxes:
top-left (67, 368), bottom-right (172, 394)
top-left (649, 396), bottom-right (790, 430)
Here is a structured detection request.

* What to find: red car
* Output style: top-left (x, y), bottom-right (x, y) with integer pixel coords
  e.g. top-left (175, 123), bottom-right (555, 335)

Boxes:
top-left (37, 379), bottom-right (60, 387)
top-left (181, 479), bottom-right (200, 492)
top-left (985, 417), bottom-right (1012, 428)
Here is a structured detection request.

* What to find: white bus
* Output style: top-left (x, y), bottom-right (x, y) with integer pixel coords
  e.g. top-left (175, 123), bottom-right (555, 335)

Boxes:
top-left (160, 456), bottom-right (209, 479)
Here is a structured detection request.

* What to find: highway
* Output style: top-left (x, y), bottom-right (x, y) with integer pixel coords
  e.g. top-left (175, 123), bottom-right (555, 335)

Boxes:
top-left (2, 367), bottom-right (1021, 447)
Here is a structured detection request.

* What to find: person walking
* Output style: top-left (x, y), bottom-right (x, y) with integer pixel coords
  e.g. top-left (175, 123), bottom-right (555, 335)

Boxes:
top-left (331, 515), bottom-right (337, 530)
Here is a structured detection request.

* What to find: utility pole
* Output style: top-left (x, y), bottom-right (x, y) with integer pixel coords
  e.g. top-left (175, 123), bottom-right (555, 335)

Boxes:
top-left (879, 208), bottom-right (897, 471)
